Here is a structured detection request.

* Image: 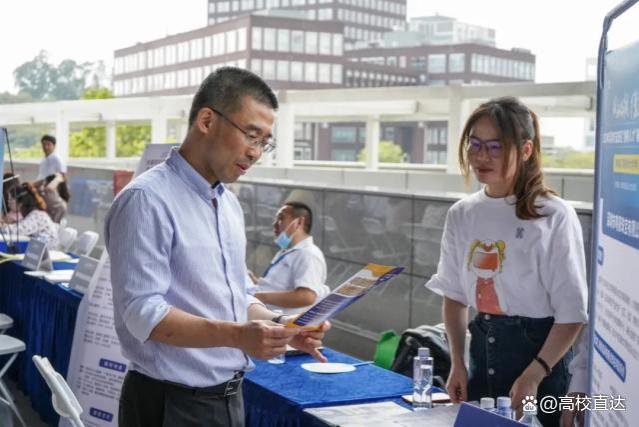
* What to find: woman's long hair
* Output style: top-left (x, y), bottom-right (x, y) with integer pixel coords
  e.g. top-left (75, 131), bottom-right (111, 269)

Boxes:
top-left (16, 183), bottom-right (47, 218)
top-left (45, 174), bottom-right (71, 202)
top-left (458, 96), bottom-right (556, 219)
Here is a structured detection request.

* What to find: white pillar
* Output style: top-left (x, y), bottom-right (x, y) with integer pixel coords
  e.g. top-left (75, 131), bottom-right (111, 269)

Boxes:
top-left (106, 121), bottom-right (117, 159)
top-left (151, 115), bottom-right (168, 144)
top-left (275, 103), bottom-right (294, 168)
top-left (365, 116), bottom-right (380, 170)
top-left (55, 110), bottom-right (69, 161)
top-left (176, 121), bottom-right (188, 144)
top-left (446, 87), bottom-right (470, 174)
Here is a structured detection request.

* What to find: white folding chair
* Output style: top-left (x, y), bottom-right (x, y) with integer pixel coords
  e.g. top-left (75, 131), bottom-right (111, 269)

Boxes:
top-left (57, 227), bottom-right (78, 253)
top-left (32, 355), bottom-right (84, 427)
top-left (0, 314), bottom-right (13, 335)
top-left (72, 231), bottom-right (99, 256)
top-left (0, 335), bottom-right (26, 427)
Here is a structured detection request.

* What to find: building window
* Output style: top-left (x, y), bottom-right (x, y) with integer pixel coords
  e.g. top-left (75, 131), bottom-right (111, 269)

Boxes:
top-left (227, 30), bottom-right (237, 53)
top-left (331, 64), bottom-right (342, 84)
top-left (276, 60), bottom-right (289, 80)
top-left (263, 59), bottom-right (275, 79)
top-left (213, 32), bottom-right (225, 55)
top-left (291, 61), bottom-right (303, 81)
top-left (178, 42), bottom-right (189, 62)
top-left (190, 39), bottom-right (203, 61)
top-left (332, 33), bottom-right (343, 56)
top-left (264, 28), bottom-right (276, 50)
top-left (277, 29), bottom-right (290, 52)
top-left (318, 63), bottom-right (331, 83)
top-left (449, 53), bottom-right (465, 73)
top-left (428, 54), bottom-right (446, 73)
top-left (331, 126), bottom-right (357, 143)
top-left (252, 27), bottom-right (262, 50)
top-left (319, 32), bottom-right (331, 55)
top-left (305, 32), bottom-right (318, 54)
top-left (237, 28), bottom-right (247, 51)
top-left (318, 8), bottom-right (332, 20)
top-left (305, 62), bottom-right (317, 82)
top-left (251, 58), bottom-right (262, 75)
top-left (291, 30), bottom-right (304, 53)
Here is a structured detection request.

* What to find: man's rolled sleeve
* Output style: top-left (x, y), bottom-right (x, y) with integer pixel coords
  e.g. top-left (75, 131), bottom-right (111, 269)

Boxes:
top-left (105, 189), bottom-right (173, 342)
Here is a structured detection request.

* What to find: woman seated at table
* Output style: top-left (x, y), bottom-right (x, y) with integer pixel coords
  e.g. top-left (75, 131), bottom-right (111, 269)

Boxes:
top-left (0, 182), bottom-right (59, 248)
top-left (2, 173), bottom-right (22, 224)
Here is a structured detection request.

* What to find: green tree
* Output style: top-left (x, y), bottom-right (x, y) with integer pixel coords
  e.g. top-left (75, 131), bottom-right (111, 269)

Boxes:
top-left (0, 91), bottom-right (33, 104)
top-left (357, 140), bottom-right (407, 163)
top-left (12, 50), bottom-right (91, 101)
top-left (68, 87), bottom-right (150, 157)
top-left (542, 149), bottom-right (595, 169)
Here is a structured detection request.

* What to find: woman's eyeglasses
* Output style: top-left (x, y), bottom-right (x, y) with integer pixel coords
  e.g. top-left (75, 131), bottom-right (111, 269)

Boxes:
top-left (466, 136), bottom-right (503, 158)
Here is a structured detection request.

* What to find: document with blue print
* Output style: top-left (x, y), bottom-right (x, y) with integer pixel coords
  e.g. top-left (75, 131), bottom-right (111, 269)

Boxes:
top-left (287, 263), bottom-right (404, 329)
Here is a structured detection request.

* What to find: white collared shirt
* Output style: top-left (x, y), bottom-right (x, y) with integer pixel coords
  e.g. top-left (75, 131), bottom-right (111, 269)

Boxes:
top-left (257, 236), bottom-right (329, 315)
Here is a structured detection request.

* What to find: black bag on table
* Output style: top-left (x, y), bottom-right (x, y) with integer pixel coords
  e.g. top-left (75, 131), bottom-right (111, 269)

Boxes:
top-left (390, 324), bottom-right (451, 389)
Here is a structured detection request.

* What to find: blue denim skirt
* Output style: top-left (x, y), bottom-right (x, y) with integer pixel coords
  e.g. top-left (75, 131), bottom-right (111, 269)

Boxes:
top-left (467, 313), bottom-right (572, 427)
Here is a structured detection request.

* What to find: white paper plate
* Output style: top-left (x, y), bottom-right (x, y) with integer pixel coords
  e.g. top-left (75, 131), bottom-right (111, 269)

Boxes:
top-left (301, 362), bottom-right (355, 374)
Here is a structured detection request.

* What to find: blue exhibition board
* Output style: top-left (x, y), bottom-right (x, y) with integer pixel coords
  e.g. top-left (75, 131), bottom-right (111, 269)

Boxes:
top-left (589, 1), bottom-right (639, 426)
top-left (0, 128), bottom-right (6, 212)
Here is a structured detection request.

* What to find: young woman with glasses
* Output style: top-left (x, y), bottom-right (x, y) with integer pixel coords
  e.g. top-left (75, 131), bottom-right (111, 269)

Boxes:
top-left (426, 97), bottom-right (588, 426)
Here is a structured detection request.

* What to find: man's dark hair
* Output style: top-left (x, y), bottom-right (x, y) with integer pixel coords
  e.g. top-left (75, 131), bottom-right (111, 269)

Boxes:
top-left (188, 67), bottom-right (278, 128)
top-left (41, 134), bottom-right (56, 145)
top-left (285, 201), bottom-right (313, 234)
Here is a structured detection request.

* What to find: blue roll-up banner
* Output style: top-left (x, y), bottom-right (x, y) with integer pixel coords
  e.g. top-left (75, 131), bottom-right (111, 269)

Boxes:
top-left (589, 1), bottom-right (639, 425)
top-left (0, 128), bottom-right (6, 211)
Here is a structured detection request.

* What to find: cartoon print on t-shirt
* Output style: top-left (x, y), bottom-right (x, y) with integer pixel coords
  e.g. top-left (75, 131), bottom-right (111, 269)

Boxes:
top-left (467, 239), bottom-right (506, 314)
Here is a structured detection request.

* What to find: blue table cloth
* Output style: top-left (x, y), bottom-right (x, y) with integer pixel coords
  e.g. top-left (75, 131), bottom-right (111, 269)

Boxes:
top-left (0, 242), bottom-right (81, 426)
top-left (243, 348), bottom-right (413, 427)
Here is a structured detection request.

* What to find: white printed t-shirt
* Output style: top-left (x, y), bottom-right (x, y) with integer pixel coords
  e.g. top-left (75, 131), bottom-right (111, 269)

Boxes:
top-left (257, 236), bottom-right (329, 315)
top-left (426, 190), bottom-right (588, 323)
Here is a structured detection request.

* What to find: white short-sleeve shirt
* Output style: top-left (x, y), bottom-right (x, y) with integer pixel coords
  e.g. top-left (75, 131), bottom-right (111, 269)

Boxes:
top-left (257, 236), bottom-right (329, 315)
top-left (38, 152), bottom-right (67, 179)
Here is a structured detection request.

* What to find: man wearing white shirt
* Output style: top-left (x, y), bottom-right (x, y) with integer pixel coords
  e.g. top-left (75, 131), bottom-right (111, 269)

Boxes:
top-left (253, 201), bottom-right (329, 316)
top-left (37, 135), bottom-right (67, 180)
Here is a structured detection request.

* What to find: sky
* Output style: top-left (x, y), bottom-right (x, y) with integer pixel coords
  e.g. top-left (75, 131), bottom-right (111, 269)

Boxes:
top-left (1, 0), bottom-right (637, 93)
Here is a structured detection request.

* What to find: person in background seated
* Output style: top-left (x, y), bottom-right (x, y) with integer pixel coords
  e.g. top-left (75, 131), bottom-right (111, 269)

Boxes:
top-left (425, 97), bottom-right (587, 426)
top-left (34, 173), bottom-right (70, 223)
top-left (251, 201), bottom-right (330, 316)
top-left (2, 173), bottom-right (22, 223)
top-left (0, 183), bottom-right (59, 248)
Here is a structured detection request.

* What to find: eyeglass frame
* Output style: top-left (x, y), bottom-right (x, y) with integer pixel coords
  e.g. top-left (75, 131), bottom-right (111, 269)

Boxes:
top-left (208, 107), bottom-right (276, 153)
top-left (465, 136), bottom-right (504, 158)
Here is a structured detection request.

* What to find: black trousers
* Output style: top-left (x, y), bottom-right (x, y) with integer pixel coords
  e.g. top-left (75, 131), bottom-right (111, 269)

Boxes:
top-left (119, 370), bottom-right (245, 427)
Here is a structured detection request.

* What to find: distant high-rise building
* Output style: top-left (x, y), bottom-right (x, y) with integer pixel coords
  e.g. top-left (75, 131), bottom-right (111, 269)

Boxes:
top-left (207, 0), bottom-right (408, 49)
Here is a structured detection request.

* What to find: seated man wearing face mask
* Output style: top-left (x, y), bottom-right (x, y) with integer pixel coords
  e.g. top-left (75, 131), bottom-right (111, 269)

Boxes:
top-left (252, 201), bottom-right (329, 316)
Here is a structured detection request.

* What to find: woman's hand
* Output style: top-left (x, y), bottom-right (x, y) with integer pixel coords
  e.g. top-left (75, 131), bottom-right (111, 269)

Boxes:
top-left (446, 363), bottom-right (468, 403)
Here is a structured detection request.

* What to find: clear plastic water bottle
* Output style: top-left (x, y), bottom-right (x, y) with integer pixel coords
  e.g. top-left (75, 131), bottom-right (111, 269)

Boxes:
top-left (268, 310), bottom-right (286, 364)
top-left (496, 396), bottom-right (513, 419)
top-left (412, 347), bottom-right (433, 411)
top-left (518, 406), bottom-right (543, 426)
top-left (480, 397), bottom-right (495, 412)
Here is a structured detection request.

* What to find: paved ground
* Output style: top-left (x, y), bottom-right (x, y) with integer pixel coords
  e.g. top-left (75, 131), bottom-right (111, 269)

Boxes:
top-left (4, 379), bottom-right (48, 427)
